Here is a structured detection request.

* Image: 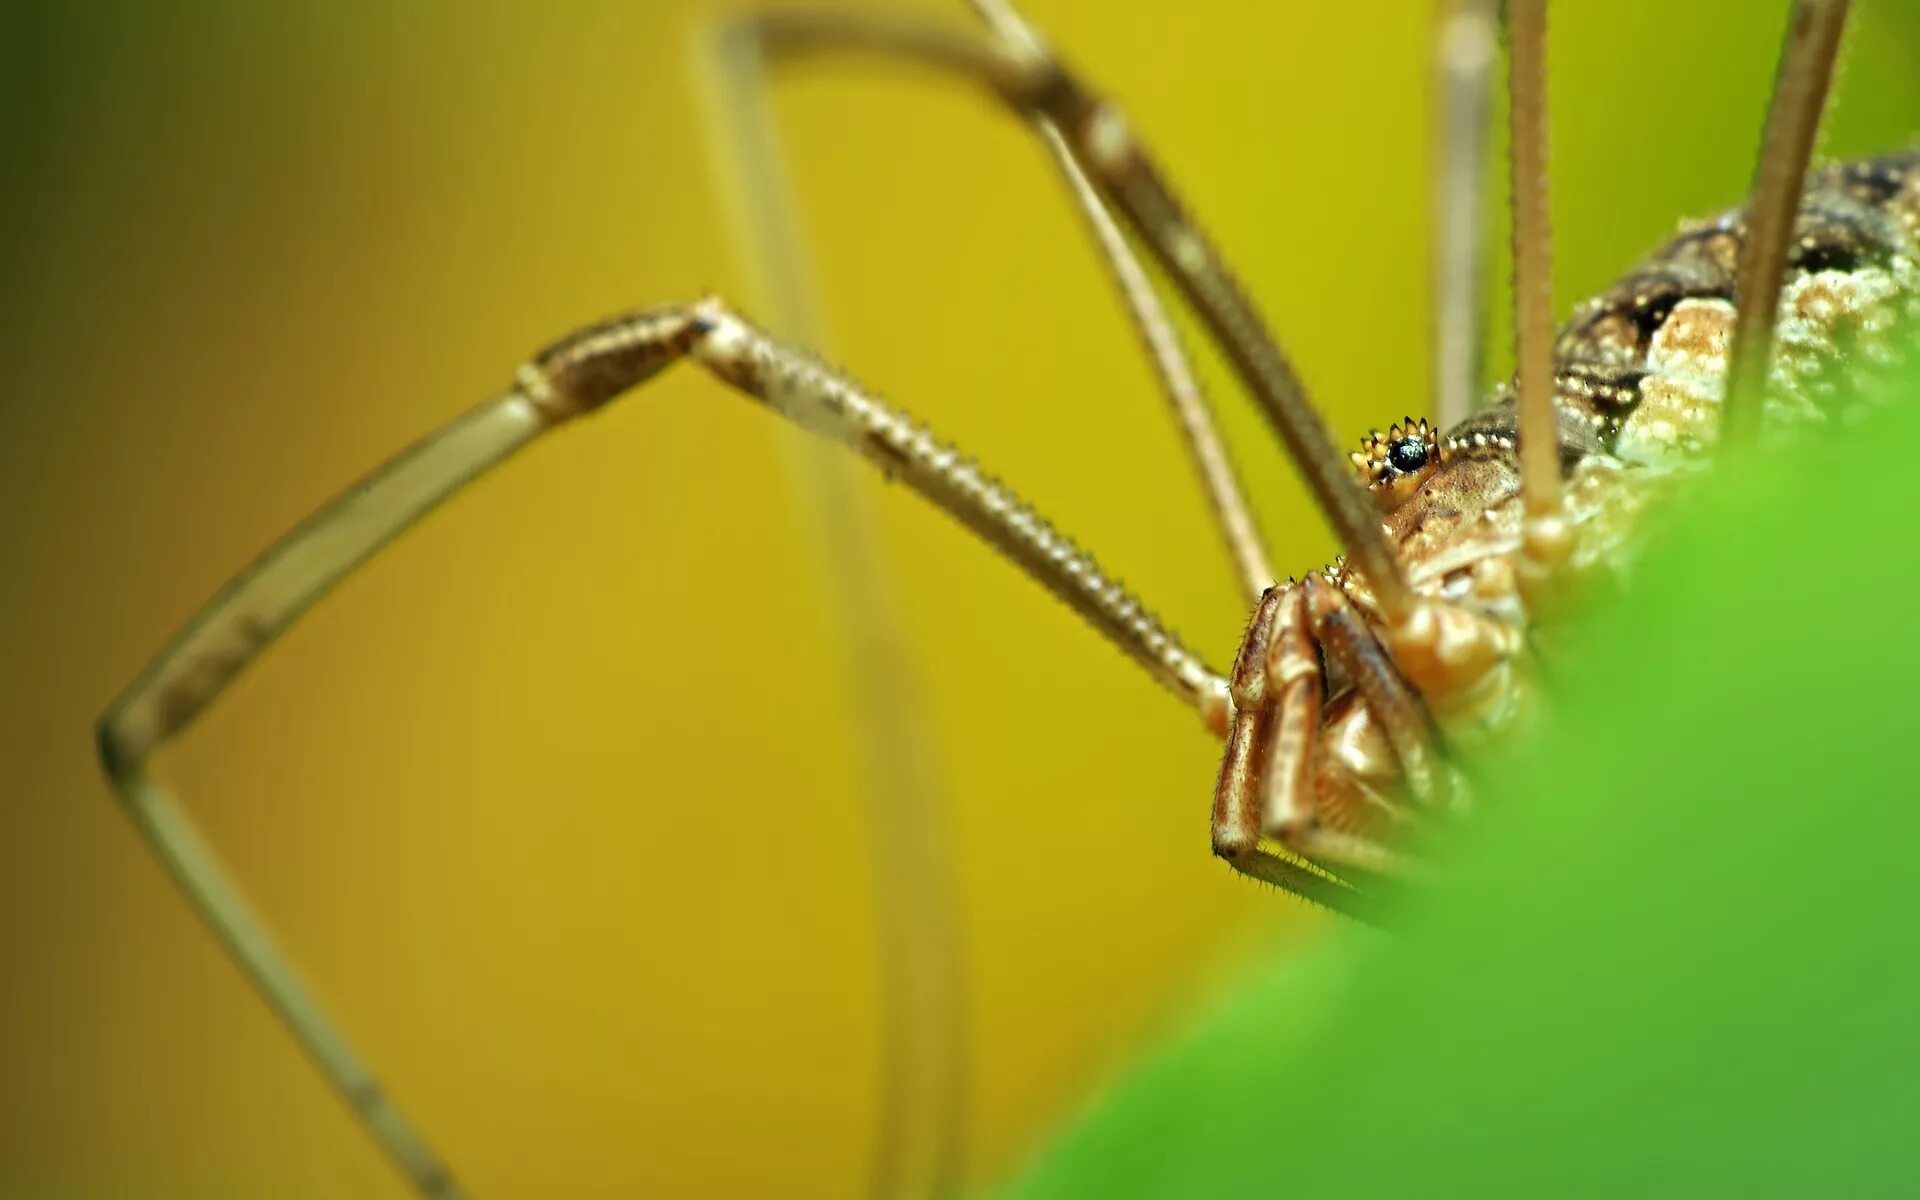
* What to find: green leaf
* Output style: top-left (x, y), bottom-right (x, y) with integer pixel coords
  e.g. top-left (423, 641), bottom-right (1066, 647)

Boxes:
top-left (1004, 373), bottom-right (1920, 1198)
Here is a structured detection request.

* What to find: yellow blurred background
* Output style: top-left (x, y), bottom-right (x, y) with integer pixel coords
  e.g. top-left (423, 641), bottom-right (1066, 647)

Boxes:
top-left (4, 1), bottom-right (1917, 1196)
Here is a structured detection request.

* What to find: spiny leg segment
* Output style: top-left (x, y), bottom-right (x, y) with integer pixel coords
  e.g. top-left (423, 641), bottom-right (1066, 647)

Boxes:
top-left (550, 305), bottom-right (1226, 700)
top-left (726, 3), bottom-right (1276, 604)
top-left (963, 0), bottom-right (1275, 602)
top-left (96, 296), bottom-right (1237, 1195)
top-left (744, 10), bottom-right (1412, 621)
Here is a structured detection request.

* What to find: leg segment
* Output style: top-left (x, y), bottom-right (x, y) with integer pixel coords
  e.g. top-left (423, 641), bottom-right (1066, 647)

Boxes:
top-left (556, 302), bottom-right (1226, 705)
top-left (964, 0), bottom-right (1273, 602)
top-left (1035, 115), bottom-right (1274, 602)
top-left (1722, 0), bottom-right (1852, 450)
top-left (1430, 0), bottom-right (1498, 432)
top-left (699, 37), bottom-right (965, 1200)
top-left (97, 297), bottom-right (1228, 1194)
top-left (742, 10), bottom-right (1412, 618)
top-left (1506, 0), bottom-right (1562, 531)
top-left (726, 3), bottom-right (1274, 604)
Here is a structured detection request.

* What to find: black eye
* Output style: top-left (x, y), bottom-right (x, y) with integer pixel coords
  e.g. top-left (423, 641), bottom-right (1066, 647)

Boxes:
top-left (1386, 437), bottom-right (1429, 475)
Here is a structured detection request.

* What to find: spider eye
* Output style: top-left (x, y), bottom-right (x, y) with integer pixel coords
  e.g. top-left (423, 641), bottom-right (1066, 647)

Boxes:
top-left (1386, 437), bottom-right (1430, 475)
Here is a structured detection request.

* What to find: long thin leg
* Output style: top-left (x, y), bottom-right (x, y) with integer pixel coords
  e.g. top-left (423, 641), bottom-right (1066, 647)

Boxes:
top-left (100, 411), bottom-right (549, 1198)
top-left (1722, 0), bottom-right (1852, 451)
top-left (1041, 124), bottom-right (1275, 601)
top-left (113, 775), bottom-right (463, 1196)
top-left (101, 305), bottom-right (1225, 772)
top-left (964, 0), bottom-right (1274, 603)
top-left (701, 29), bottom-right (965, 1200)
top-left (1431, 0), bottom-right (1497, 432)
top-left (744, 12), bottom-right (1413, 620)
top-left (97, 297), bottom-right (1230, 1191)
top-left (1506, 0), bottom-right (1560, 529)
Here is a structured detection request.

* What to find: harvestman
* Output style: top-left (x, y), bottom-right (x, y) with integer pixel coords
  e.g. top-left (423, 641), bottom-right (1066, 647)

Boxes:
top-left (93, 0), bottom-right (1857, 1195)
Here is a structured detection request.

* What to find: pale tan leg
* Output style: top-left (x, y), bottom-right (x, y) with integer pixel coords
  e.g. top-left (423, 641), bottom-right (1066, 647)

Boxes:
top-left (96, 298), bottom-right (1227, 1195)
top-left (700, 33), bottom-right (964, 1200)
top-left (1430, 0), bottom-right (1498, 432)
top-left (98, 399), bottom-right (549, 1199)
top-left (723, 3), bottom-right (1275, 605)
top-left (1723, 0), bottom-right (1853, 450)
top-left (740, 10), bottom-right (1412, 617)
top-left (1506, 0), bottom-right (1562, 532)
top-left (964, 0), bottom-right (1273, 602)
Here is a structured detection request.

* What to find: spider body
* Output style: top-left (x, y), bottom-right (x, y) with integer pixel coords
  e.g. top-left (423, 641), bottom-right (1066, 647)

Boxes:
top-left (1268, 151), bottom-right (1920, 867)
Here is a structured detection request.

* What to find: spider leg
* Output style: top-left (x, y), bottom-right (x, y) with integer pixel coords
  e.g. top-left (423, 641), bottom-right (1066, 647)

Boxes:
top-left (701, 35), bottom-right (964, 1200)
top-left (722, 4), bottom-right (1274, 603)
top-left (1431, 0), bottom-right (1498, 432)
top-left (1723, 0), bottom-right (1853, 450)
top-left (96, 296), bottom-right (1231, 1193)
top-left (739, 10), bottom-right (1413, 619)
top-left (1505, 0), bottom-right (1569, 576)
top-left (962, 0), bottom-right (1274, 601)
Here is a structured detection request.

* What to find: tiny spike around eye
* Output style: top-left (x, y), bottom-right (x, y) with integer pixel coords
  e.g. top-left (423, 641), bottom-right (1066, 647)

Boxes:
top-left (1722, 0), bottom-right (1852, 453)
top-left (1506, 0), bottom-right (1559, 526)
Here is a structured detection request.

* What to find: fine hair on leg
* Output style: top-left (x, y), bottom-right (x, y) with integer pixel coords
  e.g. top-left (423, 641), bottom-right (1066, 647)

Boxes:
top-left (963, 0), bottom-right (1275, 601)
top-left (741, 9), bottom-right (1413, 618)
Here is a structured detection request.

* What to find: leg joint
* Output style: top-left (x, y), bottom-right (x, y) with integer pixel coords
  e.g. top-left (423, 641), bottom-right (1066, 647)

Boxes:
top-left (524, 303), bottom-right (710, 420)
top-left (94, 715), bottom-right (145, 792)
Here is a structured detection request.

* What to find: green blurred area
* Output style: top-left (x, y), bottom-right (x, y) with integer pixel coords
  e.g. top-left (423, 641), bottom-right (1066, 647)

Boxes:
top-left (1008, 366), bottom-right (1920, 1196)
